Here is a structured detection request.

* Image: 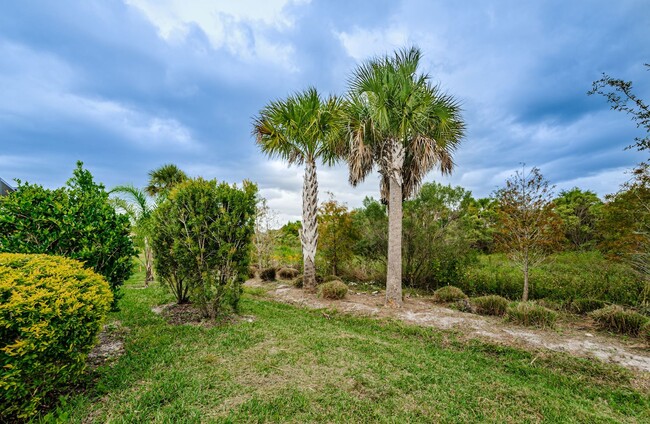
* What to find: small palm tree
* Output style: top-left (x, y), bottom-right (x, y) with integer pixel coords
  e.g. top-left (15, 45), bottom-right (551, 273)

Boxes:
top-left (345, 47), bottom-right (465, 306)
top-left (146, 164), bottom-right (188, 198)
top-left (253, 88), bottom-right (342, 291)
top-left (110, 185), bottom-right (155, 286)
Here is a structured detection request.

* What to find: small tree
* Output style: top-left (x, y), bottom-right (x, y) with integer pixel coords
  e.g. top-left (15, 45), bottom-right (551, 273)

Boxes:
top-left (253, 197), bottom-right (279, 269)
top-left (554, 188), bottom-right (603, 250)
top-left (495, 166), bottom-right (563, 301)
top-left (317, 196), bottom-right (356, 276)
top-left (151, 178), bottom-right (257, 317)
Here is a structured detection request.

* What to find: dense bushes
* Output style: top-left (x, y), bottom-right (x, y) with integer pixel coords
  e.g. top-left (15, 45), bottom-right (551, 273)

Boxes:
top-left (472, 295), bottom-right (509, 316)
top-left (590, 306), bottom-right (648, 336)
top-left (0, 162), bottom-right (135, 308)
top-left (151, 178), bottom-right (257, 318)
top-left (433, 286), bottom-right (467, 302)
top-left (277, 267), bottom-right (299, 280)
top-left (462, 252), bottom-right (644, 306)
top-left (569, 298), bottom-right (606, 314)
top-left (506, 302), bottom-right (557, 328)
top-left (0, 254), bottom-right (113, 419)
top-left (318, 280), bottom-right (348, 299)
top-left (260, 267), bottom-right (277, 281)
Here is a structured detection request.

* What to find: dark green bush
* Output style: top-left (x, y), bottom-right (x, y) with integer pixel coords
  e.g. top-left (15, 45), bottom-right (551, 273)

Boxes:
top-left (318, 280), bottom-right (348, 299)
top-left (260, 267), bottom-right (277, 282)
top-left (277, 267), bottom-right (299, 280)
top-left (590, 305), bottom-right (648, 336)
top-left (0, 253), bottom-right (113, 420)
top-left (0, 162), bottom-right (136, 309)
top-left (570, 298), bottom-right (606, 315)
top-left (472, 295), bottom-right (508, 316)
top-left (506, 302), bottom-right (557, 328)
top-left (151, 178), bottom-right (257, 318)
top-left (432, 285), bottom-right (467, 302)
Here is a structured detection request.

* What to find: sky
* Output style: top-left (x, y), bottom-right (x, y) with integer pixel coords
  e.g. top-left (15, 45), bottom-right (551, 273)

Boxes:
top-left (1, 0), bottom-right (649, 224)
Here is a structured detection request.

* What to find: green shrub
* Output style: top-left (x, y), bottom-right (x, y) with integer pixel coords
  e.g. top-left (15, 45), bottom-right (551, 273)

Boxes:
top-left (506, 302), bottom-right (557, 328)
top-left (589, 305), bottom-right (649, 336)
top-left (318, 280), bottom-right (348, 299)
top-left (570, 298), bottom-right (606, 315)
top-left (0, 253), bottom-right (113, 420)
top-left (322, 274), bottom-right (341, 283)
top-left (260, 267), bottom-right (277, 282)
top-left (536, 299), bottom-right (564, 311)
top-left (453, 298), bottom-right (476, 313)
top-left (277, 267), bottom-right (299, 280)
top-left (0, 162), bottom-right (136, 309)
top-left (432, 285), bottom-right (467, 302)
top-left (151, 178), bottom-right (257, 318)
top-left (641, 322), bottom-right (650, 342)
top-left (293, 275), bottom-right (303, 288)
top-left (472, 295), bottom-right (508, 316)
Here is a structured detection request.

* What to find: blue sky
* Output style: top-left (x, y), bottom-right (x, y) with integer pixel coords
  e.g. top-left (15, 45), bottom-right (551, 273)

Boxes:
top-left (1, 0), bottom-right (648, 222)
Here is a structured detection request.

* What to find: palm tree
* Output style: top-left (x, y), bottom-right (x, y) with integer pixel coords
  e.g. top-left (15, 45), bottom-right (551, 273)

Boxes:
top-left (146, 164), bottom-right (188, 197)
top-left (345, 47), bottom-right (465, 306)
top-left (253, 87), bottom-right (342, 291)
top-left (110, 185), bottom-right (155, 287)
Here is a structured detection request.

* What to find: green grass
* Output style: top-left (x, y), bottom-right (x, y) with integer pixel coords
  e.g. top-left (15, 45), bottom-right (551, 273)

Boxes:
top-left (40, 271), bottom-right (649, 423)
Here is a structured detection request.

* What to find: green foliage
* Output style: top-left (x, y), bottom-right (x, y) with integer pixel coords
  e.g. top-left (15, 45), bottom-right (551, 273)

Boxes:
top-left (260, 267), bottom-right (277, 282)
top-left (317, 198), bottom-right (357, 276)
top-left (432, 285), bottom-right (467, 303)
top-left (318, 280), bottom-right (348, 299)
top-left (506, 302), bottom-right (557, 328)
top-left (322, 274), bottom-right (340, 283)
top-left (277, 267), bottom-right (299, 280)
top-left (472, 295), bottom-right (509, 316)
top-left (641, 321), bottom-right (650, 342)
top-left (151, 178), bottom-right (257, 317)
top-left (0, 162), bottom-right (135, 308)
top-left (590, 305), bottom-right (648, 336)
top-left (146, 163), bottom-right (188, 198)
top-left (463, 252), bottom-right (644, 306)
top-left (0, 253), bottom-right (112, 419)
top-left (569, 298), bottom-right (606, 315)
top-left (554, 188), bottom-right (603, 250)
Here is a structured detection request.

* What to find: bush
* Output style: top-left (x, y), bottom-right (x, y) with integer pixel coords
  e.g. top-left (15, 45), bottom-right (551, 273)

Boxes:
top-left (260, 267), bottom-right (277, 282)
top-left (0, 253), bottom-right (113, 419)
top-left (318, 280), bottom-right (348, 299)
top-left (277, 267), bottom-right (299, 280)
top-left (432, 285), bottom-right (467, 303)
top-left (569, 298), bottom-right (606, 315)
top-left (506, 302), bottom-right (557, 328)
top-left (453, 298), bottom-right (476, 313)
top-left (641, 322), bottom-right (650, 342)
top-left (0, 162), bottom-right (136, 309)
top-left (293, 275), bottom-right (303, 288)
top-left (472, 295), bottom-right (508, 316)
top-left (590, 305), bottom-right (649, 336)
top-left (322, 274), bottom-right (341, 283)
top-left (151, 178), bottom-right (257, 318)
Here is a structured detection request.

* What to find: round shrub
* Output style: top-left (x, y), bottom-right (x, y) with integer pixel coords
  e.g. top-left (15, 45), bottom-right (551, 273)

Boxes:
top-left (569, 298), bottom-right (606, 315)
top-left (277, 267), bottom-right (300, 280)
top-left (472, 295), bottom-right (508, 316)
top-left (293, 276), bottom-right (303, 288)
top-left (506, 302), bottom-right (557, 328)
top-left (0, 253), bottom-right (113, 420)
top-left (318, 280), bottom-right (348, 300)
top-left (260, 267), bottom-right (277, 282)
top-left (589, 305), bottom-right (649, 336)
top-left (433, 285), bottom-right (467, 303)
top-left (322, 274), bottom-right (340, 283)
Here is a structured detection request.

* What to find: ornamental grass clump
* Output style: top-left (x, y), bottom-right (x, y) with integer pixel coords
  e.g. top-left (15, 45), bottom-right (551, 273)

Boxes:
top-left (0, 253), bottom-right (113, 420)
top-left (433, 285), bottom-right (467, 303)
top-left (472, 295), bottom-right (509, 316)
top-left (506, 301), bottom-right (557, 328)
top-left (277, 267), bottom-right (300, 280)
top-left (589, 305), bottom-right (648, 336)
top-left (260, 267), bottom-right (277, 282)
top-left (318, 280), bottom-right (348, 299)
top-left (569, 298), bottom-right (606, 315)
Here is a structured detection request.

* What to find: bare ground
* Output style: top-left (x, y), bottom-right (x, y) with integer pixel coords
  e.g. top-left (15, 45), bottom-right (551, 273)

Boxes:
top-left (245, 279), bottom-right (650, 375)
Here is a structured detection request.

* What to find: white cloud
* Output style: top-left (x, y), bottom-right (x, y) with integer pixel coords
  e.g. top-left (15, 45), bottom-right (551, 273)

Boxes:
top-left (336, 26), bottom-right (410, 61)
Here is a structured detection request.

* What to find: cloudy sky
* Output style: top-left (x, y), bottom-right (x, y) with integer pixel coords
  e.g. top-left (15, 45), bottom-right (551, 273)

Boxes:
top-left (1, 1), bottom-right (649, 223)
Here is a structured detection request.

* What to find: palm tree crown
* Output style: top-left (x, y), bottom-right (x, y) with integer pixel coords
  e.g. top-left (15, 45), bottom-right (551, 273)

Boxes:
top-left (146, 164), bottom-right (188, 197)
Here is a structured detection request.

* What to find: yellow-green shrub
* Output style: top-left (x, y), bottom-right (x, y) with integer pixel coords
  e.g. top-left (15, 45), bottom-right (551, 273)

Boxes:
top-left (0, 253), bottom-right (113, 419)
top-left (432, 285), bottom-right (467, 303)
top-left (318, 280), bottom-right (348, 299)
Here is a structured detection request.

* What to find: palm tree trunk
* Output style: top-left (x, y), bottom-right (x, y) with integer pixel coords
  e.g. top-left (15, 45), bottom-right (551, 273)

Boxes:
top-left (301, 158), bottom-right (319, 292)
top-left (385, 140), bottom-right (404, 307)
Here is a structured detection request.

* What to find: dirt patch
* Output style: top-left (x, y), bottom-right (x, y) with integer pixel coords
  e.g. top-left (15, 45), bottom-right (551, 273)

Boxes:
top-left (152, 302), bottom-right (255, 327)
top-left (87, 321), bottom-right (128, 368)
top-left (245, 279), bottom-right (650, 375)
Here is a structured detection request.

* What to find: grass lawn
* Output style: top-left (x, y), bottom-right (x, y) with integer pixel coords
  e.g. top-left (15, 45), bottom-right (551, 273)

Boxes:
top-left (42, 271), bottom-right (649, 423)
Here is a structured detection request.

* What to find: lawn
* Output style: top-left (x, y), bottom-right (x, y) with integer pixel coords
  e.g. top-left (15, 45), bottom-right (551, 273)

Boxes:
top-left (42, 272), bottom-right (649, 423)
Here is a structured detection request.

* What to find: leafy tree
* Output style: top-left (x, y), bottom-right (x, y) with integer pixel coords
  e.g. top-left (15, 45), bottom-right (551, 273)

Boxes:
top-left (465, 197), bottom-right (499, 253)
top-left (150, 178), bottom-right (257, 316)
top-left (554, 188), bottom-right (603, 250)
top-left (317, 196), bottom-right (357, 276)
top-left (253, 88), bottom-right (343, 291)
top-left (252, 197), bottom-right (279, 269)
top-left (495, 166), bottom-right (563, 301)
top-left (0, 162), bottom-right (135, 308)
top-left (146, 163), bottom-right (188, 198)
top-left (344, 47), bottom-right (465, 306)
top-left (588, 63), bottom-right (649, 152)
top-left (110, 184), bottom-right (155, 286)
top-left (352, 198), bottom-right (388, 263)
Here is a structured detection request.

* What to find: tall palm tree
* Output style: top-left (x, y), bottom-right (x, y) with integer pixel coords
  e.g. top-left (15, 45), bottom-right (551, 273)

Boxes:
top-left (146, 164), bottom-right (188, 198)
top-left (345, 47), bottom-right (465, 306)
top-left (110, 185), bottom-right (155, 286)
top-left (253, 87), bottom-right (342, 291)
